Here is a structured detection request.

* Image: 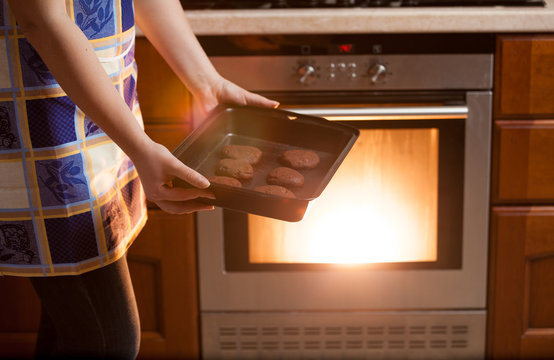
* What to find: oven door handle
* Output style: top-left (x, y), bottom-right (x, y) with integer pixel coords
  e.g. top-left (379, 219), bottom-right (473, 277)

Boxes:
top-left (281, 105), bottom-right (468, 121)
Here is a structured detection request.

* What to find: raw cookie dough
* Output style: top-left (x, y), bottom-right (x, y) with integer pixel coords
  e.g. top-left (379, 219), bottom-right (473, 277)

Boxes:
top-left (221, 144), bottom-right (262, 165)
top-left (216, 158), bottom-right (254, 180)
top-left (280, 149), bottom-right (320, 169)
top-left (208, 176), bottom-right (242, 188)
top-left (254, 185), bottom-right (296, 199)
top-left (267, 167), bottom-right (304, 188)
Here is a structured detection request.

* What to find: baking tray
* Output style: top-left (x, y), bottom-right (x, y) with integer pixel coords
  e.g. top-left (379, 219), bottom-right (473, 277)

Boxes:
top-left (172, 106), bottom-right (359, 222)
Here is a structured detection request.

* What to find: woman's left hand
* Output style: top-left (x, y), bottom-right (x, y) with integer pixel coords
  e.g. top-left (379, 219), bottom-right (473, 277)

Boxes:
top-left (192, 76), bottom-right (279, 124)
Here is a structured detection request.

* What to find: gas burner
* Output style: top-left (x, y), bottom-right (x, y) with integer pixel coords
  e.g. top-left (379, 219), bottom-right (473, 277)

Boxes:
top-left (402, 0), bottom-right (546, 5)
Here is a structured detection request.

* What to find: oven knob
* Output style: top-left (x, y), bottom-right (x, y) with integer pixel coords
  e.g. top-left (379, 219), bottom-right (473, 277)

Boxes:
top-left (367, 63), bottom-right (387, 84)
top-left (297, 64), bottom-right (316, 85)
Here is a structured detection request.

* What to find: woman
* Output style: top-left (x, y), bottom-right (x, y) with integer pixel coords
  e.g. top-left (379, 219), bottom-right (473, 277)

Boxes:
top-left (0, 0), bottom-right (278, 358)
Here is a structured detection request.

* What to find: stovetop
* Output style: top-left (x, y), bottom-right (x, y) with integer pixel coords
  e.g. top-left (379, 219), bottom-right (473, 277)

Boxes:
top-left (180, 0), bottom-right (546, 9)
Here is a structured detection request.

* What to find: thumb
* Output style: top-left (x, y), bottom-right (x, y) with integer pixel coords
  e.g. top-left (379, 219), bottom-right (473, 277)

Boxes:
top-left (244, 92), bottom-right (280, 109)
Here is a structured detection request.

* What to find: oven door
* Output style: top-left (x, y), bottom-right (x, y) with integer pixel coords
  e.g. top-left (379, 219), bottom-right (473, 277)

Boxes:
top-left (196, 91), bottom-right (491, 312)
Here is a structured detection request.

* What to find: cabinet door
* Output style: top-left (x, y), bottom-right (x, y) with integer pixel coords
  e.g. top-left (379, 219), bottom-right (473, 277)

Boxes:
top-left (493, 120), bottom-right (554, 203)
top-left (495, 35), bottom-right (554, 118)
top-left (0, 276), bottom-right (39, 359)
top-left (488, 207), bottom-right (554, 359)
top-left (134, 37), bottom-right (193, 122)
top-left (127, 210), bottom-right (200, 359)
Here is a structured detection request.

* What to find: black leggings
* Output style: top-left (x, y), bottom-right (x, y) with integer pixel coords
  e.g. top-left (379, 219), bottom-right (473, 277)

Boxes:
top-left (30, 256), bottom-right (140, 360)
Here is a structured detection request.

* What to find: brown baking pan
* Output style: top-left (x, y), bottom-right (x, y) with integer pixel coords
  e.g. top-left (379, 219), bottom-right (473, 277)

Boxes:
top-left (172, 106), bottom-right (359, 222)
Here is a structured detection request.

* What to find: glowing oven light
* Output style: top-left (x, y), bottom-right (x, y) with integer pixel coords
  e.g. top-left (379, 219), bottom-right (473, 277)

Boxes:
top-left (248, 128), bottom-right (439, 265)
top-left (307, 204), bottom-right (414, 264)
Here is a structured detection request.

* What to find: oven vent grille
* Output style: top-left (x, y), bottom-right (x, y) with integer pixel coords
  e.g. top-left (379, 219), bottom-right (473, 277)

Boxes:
top-left (217, 324), bottom-right (471, 341)
top-left (216, 327), bottom-right (471, 350)
top-left (216, 327), bottom-right (472, 351)
top-left (202, 311), bottom-right (485, 359)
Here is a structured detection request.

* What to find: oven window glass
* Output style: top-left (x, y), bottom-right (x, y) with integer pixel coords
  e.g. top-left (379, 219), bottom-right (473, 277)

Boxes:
top-left (248, 128), bottom-right (438, 264)
top-left (223, 118), bottom-right (464, 271)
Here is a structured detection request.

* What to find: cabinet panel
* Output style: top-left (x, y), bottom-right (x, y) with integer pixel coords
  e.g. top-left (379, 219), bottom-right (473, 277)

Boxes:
top-left (496, 35), bottom-right (554, 117)
top-left (488, 207), bottom-right (554, 359)
top-left (128, 210), bottom-right (200, 360)
top-left (0, 276), bottom-right (39, 359)
top-left (145, 123), bottom-right (190, 152)
top-left (135, 37), bottom-right (193, 123)
top-left (493, 120), bottom-right (554, 203)
top-left (528, 256), bottom-right (554, 329)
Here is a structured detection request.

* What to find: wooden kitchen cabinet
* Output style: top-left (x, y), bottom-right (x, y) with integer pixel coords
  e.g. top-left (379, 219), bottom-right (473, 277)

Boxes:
top-left (488, 34), bottom-right (554, 359)
top-left (127, 210), bottom-right (200, 360)
top-left (488, 208), bottom-right (554, 359)
top-left (493, 120), bottom-right (554, 203)
top-left (495, 35), bottom-right (554, 118)
top-left (0, 276), bottom-right (40, 359)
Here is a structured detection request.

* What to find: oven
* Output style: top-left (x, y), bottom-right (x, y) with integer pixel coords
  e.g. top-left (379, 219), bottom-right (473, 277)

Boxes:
top-left (194, 34), bottom-right (494, 359)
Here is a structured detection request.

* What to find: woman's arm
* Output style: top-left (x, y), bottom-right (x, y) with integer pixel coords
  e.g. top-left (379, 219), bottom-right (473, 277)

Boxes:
top-left (8, 0), bottom-right (214, 214)
top-left (133, 0), bottom-right (279, 117)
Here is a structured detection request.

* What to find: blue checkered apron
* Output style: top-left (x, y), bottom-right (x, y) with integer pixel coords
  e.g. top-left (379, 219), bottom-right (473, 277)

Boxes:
top-left (0, 0), bottom-right (147, 276)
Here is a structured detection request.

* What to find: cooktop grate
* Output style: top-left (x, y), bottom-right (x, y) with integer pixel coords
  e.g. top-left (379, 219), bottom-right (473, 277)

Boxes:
top-left (179, 0), bottom-right (546, 9)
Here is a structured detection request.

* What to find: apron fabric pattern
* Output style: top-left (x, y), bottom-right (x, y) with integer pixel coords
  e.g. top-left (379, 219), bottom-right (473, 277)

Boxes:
top-left (0, 0), bottom-right (147, 276)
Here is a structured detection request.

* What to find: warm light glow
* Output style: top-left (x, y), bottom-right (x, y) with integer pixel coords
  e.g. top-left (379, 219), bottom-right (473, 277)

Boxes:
top-left (248, 128), bottom-right (439, 265)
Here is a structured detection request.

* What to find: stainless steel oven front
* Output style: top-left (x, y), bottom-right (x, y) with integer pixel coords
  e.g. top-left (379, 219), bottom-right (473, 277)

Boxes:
top-left (195, 34), bottom-right (494, 360)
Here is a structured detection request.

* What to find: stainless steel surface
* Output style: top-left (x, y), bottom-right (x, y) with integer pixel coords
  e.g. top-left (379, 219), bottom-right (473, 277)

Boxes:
top-left (209, 54), bottom-right (493, 91)
top-left (297, 64), bottom-right (317, 85)
top-left (198, 50), bottom-right (493, 359)
top-left (201, 310), bottom-right (487, 359)
top-left (367, 62), bottom-right (387, 83)
top-left (281, 105), bottom-right (468, 120)
top-left (196, 91), bottom-right (491, 312)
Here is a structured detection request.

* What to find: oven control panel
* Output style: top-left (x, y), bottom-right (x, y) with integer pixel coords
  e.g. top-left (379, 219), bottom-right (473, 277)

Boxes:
top-left (296, 58), bottom-right (390, 86)
top-left (298, 60), bottom-right (389, 85)
top-left (210, 54), bottom-right (493, 91)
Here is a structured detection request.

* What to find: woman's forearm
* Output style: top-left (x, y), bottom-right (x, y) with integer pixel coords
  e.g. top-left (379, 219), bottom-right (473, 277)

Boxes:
top-left (9, 0), bottom-right (152, 160)
top-left (133, 0), bottom-right (220, 96)
top-left (8, 0), bottom-right (214, 214)
top-left (134, 0), bottom-right (279, 117)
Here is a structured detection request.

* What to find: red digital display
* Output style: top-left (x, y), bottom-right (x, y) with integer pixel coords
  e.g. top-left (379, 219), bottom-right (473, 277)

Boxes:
top-left (338, 43), bottom-right (354, 53)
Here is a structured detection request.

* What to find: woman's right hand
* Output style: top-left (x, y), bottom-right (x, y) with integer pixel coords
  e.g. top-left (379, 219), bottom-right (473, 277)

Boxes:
top-left (130, 140), bottom-right (215, 215)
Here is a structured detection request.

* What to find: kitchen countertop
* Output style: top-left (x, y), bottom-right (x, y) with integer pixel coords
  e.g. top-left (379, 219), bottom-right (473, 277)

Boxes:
top-left (177, 0), bottom-right (554, 35)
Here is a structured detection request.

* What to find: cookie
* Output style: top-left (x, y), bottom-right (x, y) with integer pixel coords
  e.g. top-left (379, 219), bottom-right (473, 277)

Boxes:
top-left (207, 176), bottom-right (242, 188)
top-left (215, 158), bottom-right (254, 180)
top-left (267, 167), bottom-right (304, 188)
top-left (254, 185), bottom-right (296, 199)
top-left (280, 149), bottom-right (320, 169)
top-left (221, 144), bottom-right (262, 165)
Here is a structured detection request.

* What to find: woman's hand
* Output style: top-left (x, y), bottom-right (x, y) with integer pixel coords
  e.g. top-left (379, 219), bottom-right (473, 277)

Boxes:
top-left (134, 0), bottom-right (279, 123)
top-left (192, 75), bottom-right (280, 123)
top-left (129, 140), bottom-right (215, 215)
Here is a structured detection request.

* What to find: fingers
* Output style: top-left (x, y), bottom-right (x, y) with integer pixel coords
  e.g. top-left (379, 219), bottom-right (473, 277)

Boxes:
top-left (155, 199), bottom-right (215, 215)
top-left (222, 80), bottom-right (280, 110)
top-left (169, 157), bottom-right (211, 189)
top-left (156, 185), bottom-right (215, 202)
top-left (243, 91), bottom-right (280, 109)
top-left (150, 186), bottom-right (215, 215)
